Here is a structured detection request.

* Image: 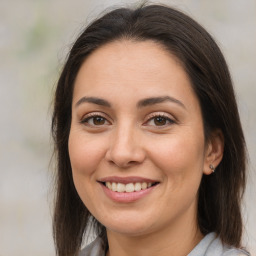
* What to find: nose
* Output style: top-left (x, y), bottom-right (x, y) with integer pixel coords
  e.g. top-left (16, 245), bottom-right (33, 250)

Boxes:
top-left (105, 125), bottom-right (146, 168)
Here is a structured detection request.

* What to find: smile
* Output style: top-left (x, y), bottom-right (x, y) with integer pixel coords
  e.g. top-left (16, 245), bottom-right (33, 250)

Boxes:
top-left (98, 176), bottom-right (160, 202)
top-left (104, 181), bottom-right (157, 193)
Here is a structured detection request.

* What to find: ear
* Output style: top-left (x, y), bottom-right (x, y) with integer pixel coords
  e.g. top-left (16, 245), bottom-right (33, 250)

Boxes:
top-left (203, 129), bottom-right (224, 175)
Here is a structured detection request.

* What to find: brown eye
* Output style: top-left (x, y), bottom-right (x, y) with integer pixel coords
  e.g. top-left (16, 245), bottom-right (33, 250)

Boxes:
top-left (93, 116), bottom-right (106, 125)
top-left (81, 115), bottom-right (110, 126)
top-left (145, 114), bottom-right (175, 127)
top-left (153, 116), bottom-right (167, 126)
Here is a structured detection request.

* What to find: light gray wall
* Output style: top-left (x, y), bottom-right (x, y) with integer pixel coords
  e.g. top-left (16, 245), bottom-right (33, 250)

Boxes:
top-left (0, 0), bottom-right (255, 255)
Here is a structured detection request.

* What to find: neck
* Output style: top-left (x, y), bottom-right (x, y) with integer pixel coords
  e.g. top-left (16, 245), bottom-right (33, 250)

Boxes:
top-left (106, 209), bottom-right (203, 256)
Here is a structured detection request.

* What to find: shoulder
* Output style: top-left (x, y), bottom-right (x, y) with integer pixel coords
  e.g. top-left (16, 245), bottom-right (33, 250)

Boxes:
top-left (188, 233), bottom-right (250, 256)
top-left (79, 237), bottom-right (105, 256)
top-left (81, 233), bottom-right (251, 256)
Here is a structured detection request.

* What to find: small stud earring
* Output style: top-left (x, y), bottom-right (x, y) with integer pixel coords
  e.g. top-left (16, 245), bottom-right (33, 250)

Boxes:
top-left (209, 164), bottom-right (215, 173)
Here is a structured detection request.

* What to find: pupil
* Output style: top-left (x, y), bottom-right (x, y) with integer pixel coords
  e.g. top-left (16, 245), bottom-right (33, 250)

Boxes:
top-left (93, 116), bottom-right (105, 125)
top-left (154, 116), bottom-right (166, 126)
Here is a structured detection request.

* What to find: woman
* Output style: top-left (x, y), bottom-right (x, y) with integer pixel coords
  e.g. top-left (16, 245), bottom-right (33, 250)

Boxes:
top-left (52, 4), bottom-right (250, 256)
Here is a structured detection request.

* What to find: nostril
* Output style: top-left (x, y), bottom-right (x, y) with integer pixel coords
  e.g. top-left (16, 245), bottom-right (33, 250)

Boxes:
top-left (107, 158), bottom-right (142, 168)
top-left (127, 160), bottom-right (139, 165)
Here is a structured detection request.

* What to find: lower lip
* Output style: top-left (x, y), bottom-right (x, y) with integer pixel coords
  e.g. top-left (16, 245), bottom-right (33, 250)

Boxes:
top-left (100, 183), bottom-right (158, 203)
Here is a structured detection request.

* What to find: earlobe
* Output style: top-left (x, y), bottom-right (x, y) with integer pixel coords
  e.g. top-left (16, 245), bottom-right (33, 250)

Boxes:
top-left (203, 129), bottom-right (224, 175)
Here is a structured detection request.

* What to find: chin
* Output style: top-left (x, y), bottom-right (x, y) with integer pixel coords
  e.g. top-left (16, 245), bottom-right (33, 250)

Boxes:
top-left (107, 225), bottom-right (151, 237)
top-left (100, 214), bottom-right (156, 237)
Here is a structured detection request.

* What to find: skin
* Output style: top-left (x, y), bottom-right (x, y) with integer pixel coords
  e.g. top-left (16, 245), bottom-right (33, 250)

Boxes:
top-left (69, 40), bottom-right (224, 256)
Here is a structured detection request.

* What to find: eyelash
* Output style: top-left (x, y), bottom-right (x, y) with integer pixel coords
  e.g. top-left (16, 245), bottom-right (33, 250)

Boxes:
top-left (80, 112), bottom-right (111, 126)
top-left (144, 113), bottom-right (175, 127)
top-left (80, 112), bottom-right (175, 128)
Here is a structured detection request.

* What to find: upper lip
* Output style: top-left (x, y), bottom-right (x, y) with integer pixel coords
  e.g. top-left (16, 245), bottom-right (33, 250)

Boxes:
top-left (98, 176), bottom-right (159, 184)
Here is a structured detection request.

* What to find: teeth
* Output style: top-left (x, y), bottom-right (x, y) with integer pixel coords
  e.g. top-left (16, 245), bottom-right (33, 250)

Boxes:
top-left (112, 182), bottom-right (117, 192)
top-left (125, 183), bottom-right (134, 192)
top-left (117, 183), bottom-right (125, 192)
top-left (142, 182), bottom-right (147, 189)
top-left (106, 182), bottom-right (112, 189)
top-left (105, 181), bottom-right (156, 193)
top-left (134, 182), bottom-right (141, 191)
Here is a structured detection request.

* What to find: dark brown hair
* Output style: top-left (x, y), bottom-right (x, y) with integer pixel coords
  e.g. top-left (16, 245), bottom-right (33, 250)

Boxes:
top-left (52, 4), bottom-right (247, 255)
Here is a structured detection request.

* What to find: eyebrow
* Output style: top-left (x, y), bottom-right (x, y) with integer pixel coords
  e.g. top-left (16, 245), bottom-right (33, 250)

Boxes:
top-left (75, 96), bottom-right (111, 108)
top-left (75, 95), bottom-right (185, 109)
top-left (137, 96), bottom-right (186, 109)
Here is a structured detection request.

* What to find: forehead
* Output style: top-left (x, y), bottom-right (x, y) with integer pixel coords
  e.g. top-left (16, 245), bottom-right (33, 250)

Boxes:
top-left (76, 39), bottom-right (182, 81)
top-left (73, 40), bottom-right (198, 109)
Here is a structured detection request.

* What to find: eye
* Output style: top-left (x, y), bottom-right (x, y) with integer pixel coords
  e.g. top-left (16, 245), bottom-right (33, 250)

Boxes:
top-left (145, 114), bottom-right (175, 127)
top-left (81, 114), bottom-right (110, 126)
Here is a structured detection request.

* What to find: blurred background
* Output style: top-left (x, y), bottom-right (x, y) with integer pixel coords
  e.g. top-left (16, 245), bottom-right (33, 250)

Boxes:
top-left (0, 0), bottom-right (255, 255)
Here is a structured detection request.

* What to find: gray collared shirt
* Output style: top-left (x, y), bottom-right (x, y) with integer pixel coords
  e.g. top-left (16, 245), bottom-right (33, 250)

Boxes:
top-left (79, 232), bottom-right (250, 256)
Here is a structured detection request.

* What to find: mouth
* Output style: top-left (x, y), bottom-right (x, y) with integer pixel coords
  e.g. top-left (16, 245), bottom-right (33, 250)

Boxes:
top-left (98, 176), bottom-right (160, 193)
top-left (101, 181), bottom-right (159, 193)
top-left (98, 177), bottom-right (160, 203)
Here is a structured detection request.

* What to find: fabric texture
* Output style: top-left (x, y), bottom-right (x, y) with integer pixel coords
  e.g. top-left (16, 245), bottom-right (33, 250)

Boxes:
top-left (79, 236), bottom-right (106, 256)
top-left (188, 233), bottom-right (250, 256)
top-left (79, 232), bottom-right (250, 256)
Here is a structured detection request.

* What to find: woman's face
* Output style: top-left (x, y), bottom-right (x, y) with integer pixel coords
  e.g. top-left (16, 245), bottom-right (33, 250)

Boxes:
top-left (69, 40), bottom-right (211, 236)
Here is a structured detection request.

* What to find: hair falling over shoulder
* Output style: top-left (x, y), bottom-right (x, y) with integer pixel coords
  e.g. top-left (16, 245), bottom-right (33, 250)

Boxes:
top-left (51, 3), bottom-right (247, 255)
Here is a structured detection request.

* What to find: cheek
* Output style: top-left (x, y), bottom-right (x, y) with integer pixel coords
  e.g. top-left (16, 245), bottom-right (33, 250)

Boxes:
top-left (136, 133), bottom-right (205, 227)
top-left (68, 131), bottom-right (107, 176)
top-left (68, 131), bottom-right (108, 212)
top-left (148, 132), bottom-right (205, 178)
